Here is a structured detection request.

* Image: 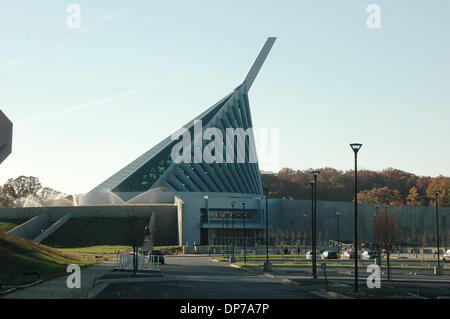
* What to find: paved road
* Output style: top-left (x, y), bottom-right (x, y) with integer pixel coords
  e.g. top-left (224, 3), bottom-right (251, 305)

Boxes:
top-left (95, 256), bottom-right (324, 299)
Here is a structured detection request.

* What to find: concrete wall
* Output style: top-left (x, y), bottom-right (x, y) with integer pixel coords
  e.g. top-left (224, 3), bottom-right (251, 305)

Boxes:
top-left (1, 205), bottom-right (179, 245)
top-left (2, 198), bottom-right (448, 247)
top-left (33, 212), bottom-right (72, 243)
top-left (6, 213), bottom-right (49, 240)
top-left (0, 204), bottom-right (176, 222)
top-left (269, 199), bottom-right (450, 245)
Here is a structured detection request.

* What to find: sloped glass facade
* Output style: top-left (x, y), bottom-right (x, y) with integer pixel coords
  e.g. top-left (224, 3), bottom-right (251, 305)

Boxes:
top-left (89, 37), bottom-right (276, 197)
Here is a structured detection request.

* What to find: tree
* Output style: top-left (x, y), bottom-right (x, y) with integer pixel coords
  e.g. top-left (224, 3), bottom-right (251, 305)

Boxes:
top-left (406, 186), bottom-right (421, 206)
top-left (37, 187), bottom-right (66, 204)
top-left (426, 176), bottom-right (450, 207)
top-left (358, 187), bottom-right (403, 206)
top-left (122, 211), bottom-right (146, 276)
top-left (372, 208), bottom-right (399, 280)
top-left (0, 176), bottom-right (42, 207)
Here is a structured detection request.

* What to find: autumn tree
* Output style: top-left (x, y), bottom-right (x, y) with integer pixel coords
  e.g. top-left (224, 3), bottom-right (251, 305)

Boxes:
top-left (358, 187), bottom-right (403, 206)
top-left (406, 186), bottom-right (421, 206)
top-left (426, 176), bottom-right (450, 207)
top-left (372, 208), bottom-right (399, 280)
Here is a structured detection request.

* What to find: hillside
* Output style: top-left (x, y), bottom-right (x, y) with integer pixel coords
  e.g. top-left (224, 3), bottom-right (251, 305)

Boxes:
top-left (0, 232), bottom-right (97, 286)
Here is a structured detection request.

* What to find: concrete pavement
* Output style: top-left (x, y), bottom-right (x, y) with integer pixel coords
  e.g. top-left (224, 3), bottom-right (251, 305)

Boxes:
top-left (95, 256), bottom-right (324, 299)
top-left (2, 260), bottom-right (117, 299)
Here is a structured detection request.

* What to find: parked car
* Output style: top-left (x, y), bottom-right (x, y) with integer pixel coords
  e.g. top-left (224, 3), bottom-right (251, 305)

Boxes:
top-left (306, 250), bottom-right (320, 260)
top-left (149, 250), bottom-right (165, 264)
top-left (443, 250), bottom-right (450, 263)
top-left (321, 251), bottom-right (338, 259)
top-left (340, 250), bottom-right (355, 259)
top-left (361, 250), bottom-right (378, 260)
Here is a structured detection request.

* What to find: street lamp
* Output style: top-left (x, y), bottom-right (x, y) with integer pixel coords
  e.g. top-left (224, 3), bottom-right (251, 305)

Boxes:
top-left (435, 191), bottom-right (441, 268)
top-left (221, 212), bottom-right (225, 257)
top-left (231, 201), bottom-right (236, 263)
top-left (350, 143), bottom-right (362, 292)
top-left (263, 185), bottom-right (272, 272)
top-left (204, 195), bottom-right (209, 245)
top-left (312, 171), bottom-right (320, 280)
top-left (310, 179), bottom-right (315, 279)
top-left (443, 213), bottom-right (447, 252)
top-left (242, 201), bottom-right (247, 264)
top-left (303, 214), bottom-right (307, 250)
top-left (226, 210), bottom-right (229, 258)
top-left (336, 212), bottom-right (341, 256)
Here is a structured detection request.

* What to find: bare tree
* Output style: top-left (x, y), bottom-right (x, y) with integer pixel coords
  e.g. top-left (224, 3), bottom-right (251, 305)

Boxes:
top-left (372, 208), bottom-right (399, 280)
top-left (122, 211), bottom-right (146, 276)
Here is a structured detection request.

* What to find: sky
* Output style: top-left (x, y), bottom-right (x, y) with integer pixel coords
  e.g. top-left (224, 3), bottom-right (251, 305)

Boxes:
top-left (1, 1), bottom-right (449, 195)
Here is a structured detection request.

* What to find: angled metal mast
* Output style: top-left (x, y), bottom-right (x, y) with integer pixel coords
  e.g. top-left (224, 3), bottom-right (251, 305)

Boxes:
top-left (242, 37), bottom-right (277, 93)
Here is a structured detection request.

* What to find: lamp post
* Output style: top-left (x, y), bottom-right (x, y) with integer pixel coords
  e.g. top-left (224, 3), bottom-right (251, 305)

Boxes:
top-left (350, 143), bottom-right (362, 293)
top-left (226, 210), bottom-right (229, 258)
top-left (443, 213), bottom-right (447, 252)
top-left (242, 201), bottom-right (247, 264)
top-left (336, 212), bottom-right (341, 256)
top-left (310, 180), bottom-right (315, 278)
top-left (203, 195), bottom-right (209, 245)
top-left (231, 201), bottom-right (236, 263)
top-left (263, 185), bottom-right (272, 272)
top-left (222, 212), bottom-right (225, 257)
top-left (303, 214), bottom-right (307, 250)
top-left (312, 171), bottom-right (320, 279)
top-left (435, 191), bottom-right (441, 268)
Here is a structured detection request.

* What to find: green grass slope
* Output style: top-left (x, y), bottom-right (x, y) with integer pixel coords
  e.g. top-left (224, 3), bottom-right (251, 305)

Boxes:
top-left (0, 233), bottom-right (97, 286)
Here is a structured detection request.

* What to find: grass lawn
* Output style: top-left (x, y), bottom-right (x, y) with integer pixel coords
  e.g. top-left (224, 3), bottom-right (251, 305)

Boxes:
top-left (0, 233), bottom-right (102, 286)
top-left (59, 245), bottom-right (182, 255)
top-left (213, 257), bottom-right (445, 271)
top-left (59, 245), bottom-right (132, 254)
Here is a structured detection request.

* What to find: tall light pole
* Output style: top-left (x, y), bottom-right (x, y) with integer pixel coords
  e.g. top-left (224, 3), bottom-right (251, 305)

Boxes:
top-left (435, 191), bottom-right (441, 268)
top-left (312, 171), bottom-right (320, 280)
top-left (303, 214), bottom-right (307, 250)
top-left (310, 180), bottom-right (315, 278)
top-left (242, 201), bottom-right (247, 264)
top-left (443, 213), bottom-right (447, 252)
top-left (222, 212), bottom-right (225, 257)
top-left (336, 212), bottom-right (341, 255)
top-left (231, 201), bottom-right (236, 263)
top-left (204, 195), bottom-right (209, 245)
top-left (350, 143), bottom-right (362, 292)
top-left (263, 185), bottom-right (272, 272)
top-left (226, 210), bottom-right (229, 258)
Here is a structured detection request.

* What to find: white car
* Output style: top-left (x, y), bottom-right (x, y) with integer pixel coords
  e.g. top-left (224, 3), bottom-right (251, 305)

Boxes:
top-left (321, 251), bottom-right (338, 259)
top-left (306, 250), bottom-right (320, 260)
top-left (444, 250), bottom-right (450, 263)
top-left (361, 250), bottom-right (378, 260)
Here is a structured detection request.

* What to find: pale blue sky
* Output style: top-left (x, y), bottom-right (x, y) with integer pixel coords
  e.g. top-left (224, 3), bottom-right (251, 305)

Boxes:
top-left (1, 1), bottom-right (449, 194)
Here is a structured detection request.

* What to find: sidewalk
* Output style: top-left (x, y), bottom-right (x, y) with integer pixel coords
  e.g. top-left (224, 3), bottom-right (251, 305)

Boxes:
top-left (2, 260), bottom-right (117, 299)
